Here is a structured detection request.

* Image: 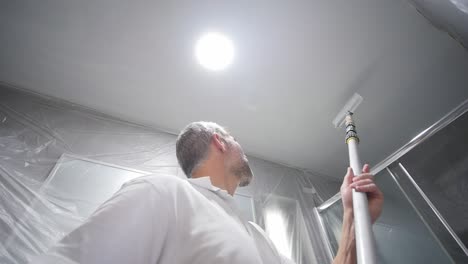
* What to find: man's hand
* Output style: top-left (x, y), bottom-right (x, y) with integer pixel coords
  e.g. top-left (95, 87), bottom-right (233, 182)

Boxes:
top-left (333, 164), bottom-right (383, 264)
top-left (340, 164), bottom-right (384, 224)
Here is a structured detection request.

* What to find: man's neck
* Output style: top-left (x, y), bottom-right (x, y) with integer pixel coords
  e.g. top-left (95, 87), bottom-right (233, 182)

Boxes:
top-left (192, 168), bottom-right (239, 195)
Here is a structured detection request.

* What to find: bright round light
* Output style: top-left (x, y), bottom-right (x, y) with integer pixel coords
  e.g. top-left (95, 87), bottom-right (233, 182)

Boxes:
top-left (195, 32), bottom-right (234, 71)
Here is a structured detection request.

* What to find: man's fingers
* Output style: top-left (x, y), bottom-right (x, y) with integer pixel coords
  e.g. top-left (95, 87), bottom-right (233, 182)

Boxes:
top-left (352, 173), bottom-right (374, 182)
top-left (362, 164), bottom-right (370, 173)
top-left (350, 179), bottom-right (374, 188)
top-left (353, 183), bottom-right (378, 193)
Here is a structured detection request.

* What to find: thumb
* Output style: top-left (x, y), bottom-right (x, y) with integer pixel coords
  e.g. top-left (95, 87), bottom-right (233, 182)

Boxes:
top-left (344, 167), bottom-right (355, 185)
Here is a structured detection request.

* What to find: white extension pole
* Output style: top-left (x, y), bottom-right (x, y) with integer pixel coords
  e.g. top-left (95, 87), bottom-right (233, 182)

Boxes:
top-left (345, 113), bottom-right (377, 264)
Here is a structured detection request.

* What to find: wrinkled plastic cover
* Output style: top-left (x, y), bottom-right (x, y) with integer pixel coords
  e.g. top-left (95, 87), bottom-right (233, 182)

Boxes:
top-left (409, 0), bottom-right (468, 46)
top-left (0, 87), bottom-right (338, 264)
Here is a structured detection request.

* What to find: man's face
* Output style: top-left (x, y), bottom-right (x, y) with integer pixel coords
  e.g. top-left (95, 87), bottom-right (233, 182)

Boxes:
top-left (224, 136), bottom-right (253, 187)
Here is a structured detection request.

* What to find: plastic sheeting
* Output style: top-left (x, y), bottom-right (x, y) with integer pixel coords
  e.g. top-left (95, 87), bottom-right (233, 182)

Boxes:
top-left (0, 85), bottom-right (338, 264)
top-left (408, 0), bottom-right (468, 47)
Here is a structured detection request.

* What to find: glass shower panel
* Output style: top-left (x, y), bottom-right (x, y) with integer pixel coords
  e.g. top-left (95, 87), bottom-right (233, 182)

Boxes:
top-left (388, 162), bottom-right (468, 263)
top-left (319, 169), bottom-right (454, 263)
top-left (398, 111), bottom-right (468, 250)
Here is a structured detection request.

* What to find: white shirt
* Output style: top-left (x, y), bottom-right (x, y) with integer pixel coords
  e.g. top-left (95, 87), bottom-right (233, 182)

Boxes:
top-left (31, 174), bottom-right (295, 264)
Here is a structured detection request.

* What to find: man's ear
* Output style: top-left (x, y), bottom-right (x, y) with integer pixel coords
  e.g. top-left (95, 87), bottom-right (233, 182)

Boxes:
top-left (212, 133), bottom-right (226, 152)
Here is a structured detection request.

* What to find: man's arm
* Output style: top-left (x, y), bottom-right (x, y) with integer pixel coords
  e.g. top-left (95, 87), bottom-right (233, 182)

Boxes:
top-left (333, 209), bottom-right (356, 264)
top-left (30, 178), bottom-right (170, 264)
top-left (333, 164), bottom-right (384, 264)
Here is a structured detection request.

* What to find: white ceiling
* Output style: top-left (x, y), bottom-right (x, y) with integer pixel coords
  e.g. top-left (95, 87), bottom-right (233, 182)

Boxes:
top-left (1, 0), bottom-right (468, 178)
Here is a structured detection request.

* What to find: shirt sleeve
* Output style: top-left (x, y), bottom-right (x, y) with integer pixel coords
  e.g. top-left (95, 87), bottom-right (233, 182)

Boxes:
top-left (248, 221), bottom-right (297, 264)
top-left (29, 179), bottom-right (170, 264)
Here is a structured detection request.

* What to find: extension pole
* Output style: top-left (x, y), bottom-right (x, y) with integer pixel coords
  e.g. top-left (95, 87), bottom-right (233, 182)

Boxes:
top-left (345, 112), bottom-right (377, 264)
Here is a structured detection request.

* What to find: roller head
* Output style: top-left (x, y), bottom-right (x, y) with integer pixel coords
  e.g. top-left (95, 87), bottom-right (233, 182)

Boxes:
top-left (332, 93), bottom-right (363, 128)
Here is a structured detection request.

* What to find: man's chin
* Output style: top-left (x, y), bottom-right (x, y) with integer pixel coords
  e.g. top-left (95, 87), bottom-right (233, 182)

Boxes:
top-left (231, 159), bottom-right (253, 187)
top-left (239, 175), bottom-right (252, 187)
top-left (238, 164), bottom-right (253, 187)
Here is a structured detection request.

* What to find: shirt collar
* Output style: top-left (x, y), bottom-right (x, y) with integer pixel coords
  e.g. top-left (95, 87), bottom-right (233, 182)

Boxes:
top-left (188, 176), bottom-right (230, 196)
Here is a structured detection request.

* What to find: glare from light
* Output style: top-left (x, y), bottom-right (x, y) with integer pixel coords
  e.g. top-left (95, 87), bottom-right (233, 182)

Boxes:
top-left (265, 209), bottom-right (292, 259)
top-left (450, 0), bottom-right (468, 13)
top-left (195, 32), bottom-right (234, 71)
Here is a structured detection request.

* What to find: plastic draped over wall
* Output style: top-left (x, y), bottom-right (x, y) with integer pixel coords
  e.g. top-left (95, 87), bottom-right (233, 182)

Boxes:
top-left (408, 0), bottom-right (468, 47)
top-left (0, 86), bottom-right (339, 264)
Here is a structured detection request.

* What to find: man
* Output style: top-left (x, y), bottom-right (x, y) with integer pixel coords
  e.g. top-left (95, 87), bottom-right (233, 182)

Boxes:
top-left (32, 121), bottom-right (383, 264)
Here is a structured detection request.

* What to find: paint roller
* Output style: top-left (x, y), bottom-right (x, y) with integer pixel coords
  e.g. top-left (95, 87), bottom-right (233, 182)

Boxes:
top-left (333, 93), bottom-right (377, 264)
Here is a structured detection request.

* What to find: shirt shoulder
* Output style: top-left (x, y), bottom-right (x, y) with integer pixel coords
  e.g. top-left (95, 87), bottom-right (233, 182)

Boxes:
top-left (127, 173), bottom-right (187, 187)
top-left (123, 173), bottom-right (191, 197)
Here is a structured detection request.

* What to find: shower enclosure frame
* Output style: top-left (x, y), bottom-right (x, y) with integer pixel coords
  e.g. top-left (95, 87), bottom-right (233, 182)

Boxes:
top-left (316, 98), bottom-right (468, 262)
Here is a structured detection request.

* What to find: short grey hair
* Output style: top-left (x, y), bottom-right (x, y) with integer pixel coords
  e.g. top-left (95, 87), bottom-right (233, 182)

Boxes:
top-left (176, 121), bottom-right (230, 177)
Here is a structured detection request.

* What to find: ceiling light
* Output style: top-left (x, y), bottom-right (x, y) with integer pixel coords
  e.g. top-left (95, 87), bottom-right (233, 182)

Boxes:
top-left (195, 32), bottom-right (234, 71)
